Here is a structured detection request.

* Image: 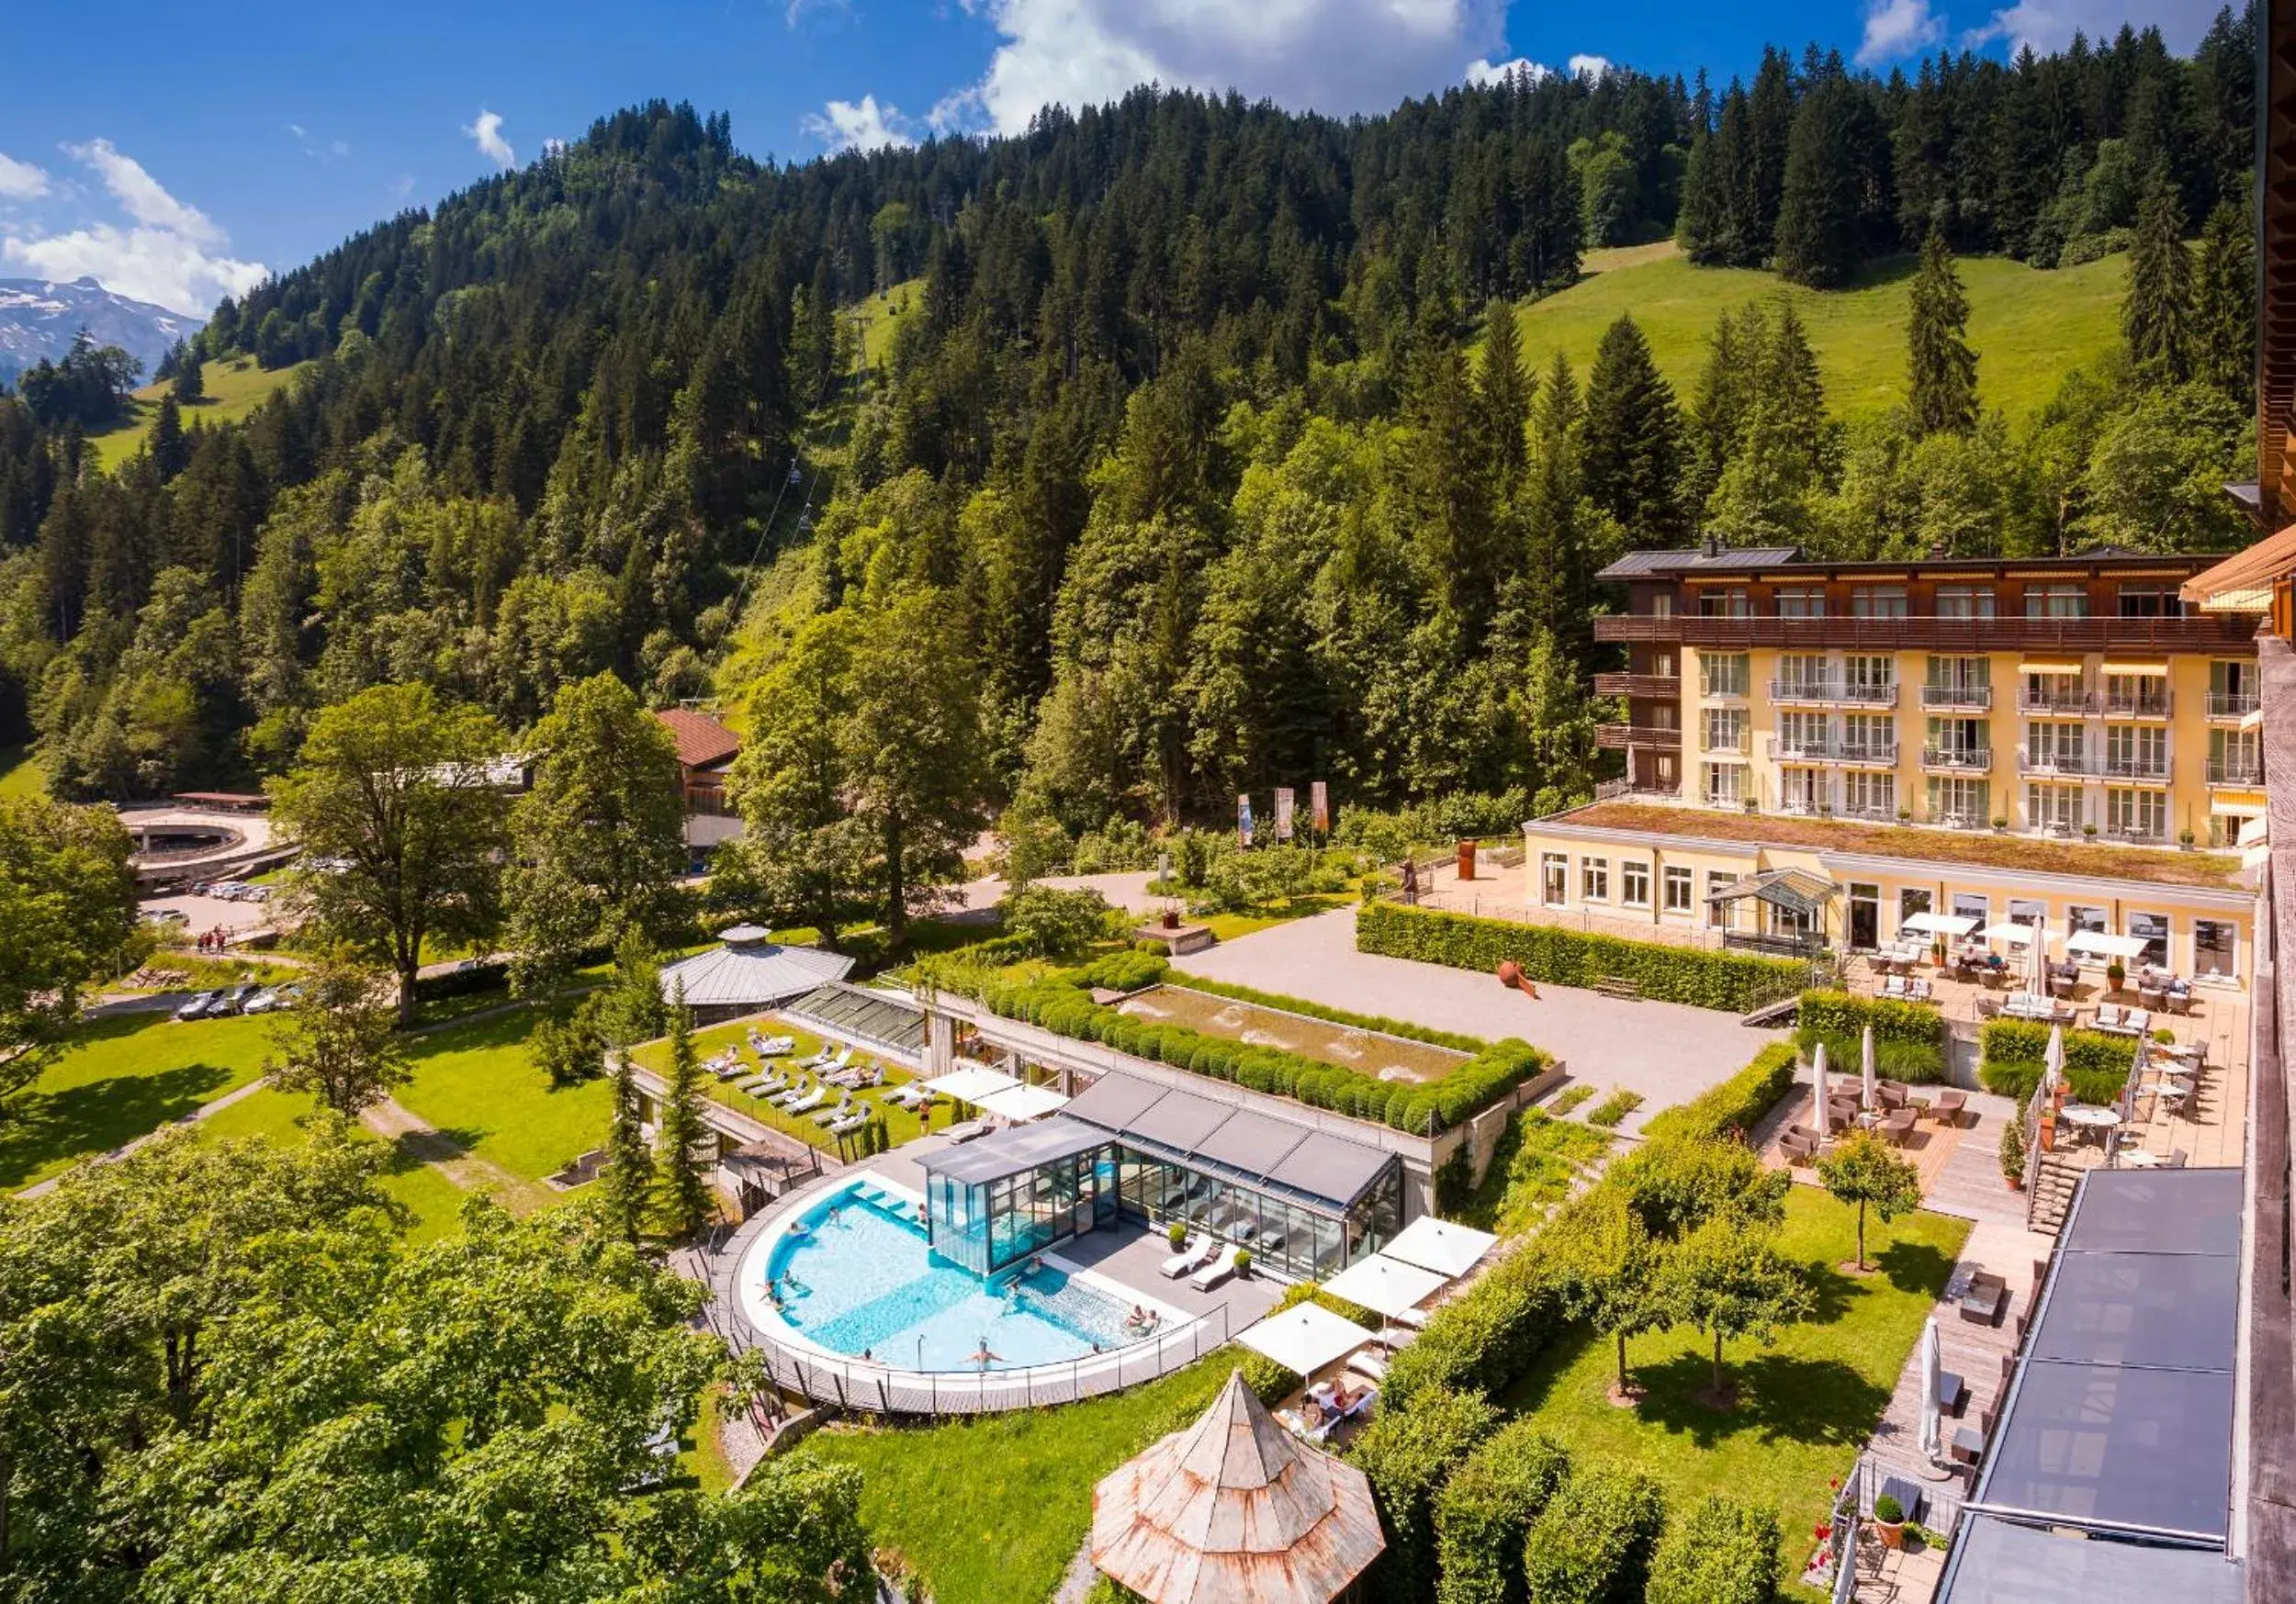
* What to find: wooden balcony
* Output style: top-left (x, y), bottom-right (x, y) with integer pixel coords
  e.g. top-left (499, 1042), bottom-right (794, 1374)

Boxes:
top-left (1593, 672), bottom-right (1683, 700)
top-left (1594, 612), bottom-right (2258, 653)
top-left (1596, 723), bottom-right (1682, 751)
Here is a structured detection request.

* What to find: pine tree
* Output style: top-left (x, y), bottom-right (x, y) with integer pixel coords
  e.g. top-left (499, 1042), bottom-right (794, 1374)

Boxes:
top-left (1581, 314), bottom-right (1687, 542)
top-left (603, 1045), bottom-right (656, 1245)
top-left (172, 348), bottom-right (205, 404)
top-left (1687, 307), bottom-right (1755, 519)
top-left (658, 980), bottom-right (714, 1239)
top-left (149, 394), bottom-right (190, 482)
top-left (1906, 227), bottom-right (1978, 435)
top-left (1710, 299), bottom-right (1830, 543)
top-left (1747, 48), bottom-right (1797, 252)
top-left (1406, 305), bottom-right (1499, 631)
top-left (1525, 350), bottom-right (1588, 653)
top-left (1477, 298), bottom-right (1533, 488)
top-left (1774, 68), bottom-right (1891, 288)
top-left (2190, 198), bottom-right (2255, 408)
top-left (2123, 165), bottom-right (2193, 379)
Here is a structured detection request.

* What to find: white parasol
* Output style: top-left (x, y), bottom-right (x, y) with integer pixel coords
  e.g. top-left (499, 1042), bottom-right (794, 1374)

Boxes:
top-left (1918, 1317), bottom-right (1944, 1466)
top-left (1862, 1024), bottom-right (1878, 1111)
top-left (2041, 1024), bottom-right (2065, 1105)
top-left (1811, 1041), bottom-right (1830, 1133)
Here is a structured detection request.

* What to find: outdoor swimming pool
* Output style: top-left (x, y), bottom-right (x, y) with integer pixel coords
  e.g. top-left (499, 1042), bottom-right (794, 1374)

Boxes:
top-left (762, 1182), bottom-right (1150, 1371)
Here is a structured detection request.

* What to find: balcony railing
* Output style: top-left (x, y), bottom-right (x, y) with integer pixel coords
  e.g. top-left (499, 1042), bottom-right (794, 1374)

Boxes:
top-left (1921, 745), bottom-right (1993, 771)
top-left (1837, 802), bottom-right (1899, 823)
top-left (1838, 741), bottom-right (1899, 767)
top-left (1920, 684), bottom-right (1993, 710)
top-left (1595, 723), bottom-right (1682, 751)
top-left (2103, 823), bottom-right (2167, 845)
top-left (1594, 611), bottom-right (2262, 652)
top-left (2207, 690), bottom-right (2260, 720)
top-left (2206, 756), bottom-right (2264, 787)
top-left (2104, 689), bottom-right (2173, 718)
top-left (2019, 749), bottom-right (2092, 778)
top-left (1768, 679), bottom-right (1898, 707)
top-left (1592, 671), bottom-right (1683, 700)
top-left (2099, 753), bottom-right (2172, 782)
top-left (2016, 688), bottom-right (2097, 714)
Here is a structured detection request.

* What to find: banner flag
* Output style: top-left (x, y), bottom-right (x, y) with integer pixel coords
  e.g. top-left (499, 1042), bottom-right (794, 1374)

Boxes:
top-left (1311, 780), bottom-right (1329, 835)
top-left (1275, 787), bottom-right (1295, 841)
top-left (1237, 794), bottom-right (1254, 847)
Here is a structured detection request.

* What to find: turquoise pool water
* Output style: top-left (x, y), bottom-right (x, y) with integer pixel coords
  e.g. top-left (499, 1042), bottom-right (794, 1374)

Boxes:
top-left (764, 1183), bottom-right (1145, 1370)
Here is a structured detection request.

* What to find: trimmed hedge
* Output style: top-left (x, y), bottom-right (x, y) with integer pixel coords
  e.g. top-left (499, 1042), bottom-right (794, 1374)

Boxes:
top-left (1357, 900), bottom-right (1806, 1013)
top-left (1352, 1386), bottom-right (1502, 1604)
top-left (1794, 989), bottom-right (1950, 1083)
top-left (1645, 1495), bottom-right (1783, 1604)
top-left (1522, 1466), bottom-right (1668, 1604)
top-left (1642, 1042), bottom-right (1799, 1145)
top-left (1978, 1018), bottom-right (2143, 1105)
top-left (1433, 1424), bottom-right (1572, 1604)
top-left (968, 963), bottom-right (1547, 1134)
top-left (1382, 1247), bottom-right (1569, 1411)
top-left (1178, 972), bottom-right (1486, 1053)
top-left (411, 958), bottom-right (512, 1003)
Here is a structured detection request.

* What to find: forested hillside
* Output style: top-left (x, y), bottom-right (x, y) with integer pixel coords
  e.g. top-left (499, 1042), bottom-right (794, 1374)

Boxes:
top-left (0, 14), bottom-right (2268, 935)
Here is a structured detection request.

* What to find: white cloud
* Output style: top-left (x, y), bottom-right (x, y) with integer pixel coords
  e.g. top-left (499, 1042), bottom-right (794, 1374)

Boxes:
top-left (1964, 0), bottom-right (2221, 55)
top-left (0, 151), bottom-right (49, 199)
top-left (786, 0), bottom-right (850, 24)
top-left (956, 0), bottom-right (1511, 136)
top-left (928, 85), bottom-right (989, 135)
top-left (1567, 53), bottom-right (1612, 77)
top-left (802, 95), bottom-right (920, 151)
top-left (1860, 0), bottom-right (1943, 63)
top-left (464, 109), bottom-right (515, 169)
top-left (1466, 55), bottom-right (1543, 85)
top-left (62, 139), bottom-right (220, 244)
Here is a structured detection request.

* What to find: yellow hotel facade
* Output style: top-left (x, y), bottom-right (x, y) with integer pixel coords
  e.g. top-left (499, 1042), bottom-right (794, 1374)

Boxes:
top-left (1515, 543), bottom-right (2265, 984)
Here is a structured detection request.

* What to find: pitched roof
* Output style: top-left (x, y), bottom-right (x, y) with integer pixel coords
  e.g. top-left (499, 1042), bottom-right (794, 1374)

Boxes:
top-left (653, 709), bottom-right (742, 770)
top-left (2181, 524), bottom-right (2296, 613)
top-left (657, 933), bottom-right (852, 1010)
top-left (1090, 1369), bottom-right (1385, 1604)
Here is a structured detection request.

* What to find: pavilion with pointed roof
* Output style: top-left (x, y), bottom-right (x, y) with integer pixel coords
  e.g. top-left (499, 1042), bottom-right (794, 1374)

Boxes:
top-left (1089, 1368), bottom-right (1385, 1604)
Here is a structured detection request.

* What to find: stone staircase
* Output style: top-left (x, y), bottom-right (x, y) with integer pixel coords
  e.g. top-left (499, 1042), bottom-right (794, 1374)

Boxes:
top-left (2025, 1150), bottom-right (2083, 1236)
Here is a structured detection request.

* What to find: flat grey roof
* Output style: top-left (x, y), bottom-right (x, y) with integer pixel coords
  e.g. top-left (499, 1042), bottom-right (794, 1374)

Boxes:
top-left (2052, 1166), bottom-right (2243, 1256)
top-left (782, 981), bottom-right (926, 1058)
top-left (1939, 1516), bottom-right (2242, 1604)
top-left (1061, 1072), bottom-right (1394, 1214)
top-left (917, 1116), bottom-right (1109, 1186)
top-left (2026, 1253), bottom-right (2238, 1372)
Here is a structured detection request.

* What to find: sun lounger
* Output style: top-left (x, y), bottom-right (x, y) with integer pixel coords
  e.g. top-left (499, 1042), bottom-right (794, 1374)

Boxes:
top-left (782, 1088), bottom-right (826, 1116)
top-left (827, 1111), bottom-right (869, 1137)
top-left (1390, 1305), bottom-right (1430, 1330)
top-left (1345, 1349), bottom-right (1389, 1384)
top-left (1161, 1233), bottom-right (1214, 1278)
top-left (1190, 1244), bottom-right (1243, 1291)
top-left (814, 1099), bottom-right (855, 1127)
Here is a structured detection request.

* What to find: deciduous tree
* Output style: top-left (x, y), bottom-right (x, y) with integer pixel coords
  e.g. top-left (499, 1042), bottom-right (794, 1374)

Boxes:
top-left (263, 950), bottom-right (409, 1116)
top-left (1664, 1214), bottom-right (1813, 1401)
top-left (0, 796), bottom-right (138, 1114)
top-left (1815, 1127), bottom-right (1924, 1270)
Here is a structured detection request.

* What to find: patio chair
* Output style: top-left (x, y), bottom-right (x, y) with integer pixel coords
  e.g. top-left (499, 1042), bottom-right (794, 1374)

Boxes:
top-left (1780, 1130), bottom-right (1818, 1166)
top-left (2095, 1004), bottom-right (2124, 1031)
top-left (1928, 1089), bottom-right (1967, 1126)
top-left (1160, 1234), bottom-right (1214, 1278)
top-left (2167, 1148), bottom-right (2189, 1169)
top-left (1880, 1109), bottom-right (1917, 1147)
top-left (2126, 1009), bottom-right (2152, 1035)
top-left (782, 1087), bottom-right (826, 1116)
top-left (1190, 1244), bottom-right (1244, 1291)
top-left (1878, 1081), bottom-right (1909, 1111)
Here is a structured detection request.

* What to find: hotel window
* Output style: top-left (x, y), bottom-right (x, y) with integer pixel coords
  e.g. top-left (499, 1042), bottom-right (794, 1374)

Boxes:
top-left (1703, 707), bottom-right (1746, 752)
top-left (2105, 787), bottom-right (2166, 840)
top-left (1541, 853), bottom-right (1568, 906)
top-left (1899, 887), bottom-right (1932, 928)
top-left (1621, 861), bottom-right (1650, 907)
top-left (1700, 653), bottom-right (1750, 698)
top-left (1842, 769), bottom-right (1895, 818)
top-left (2210, 659), bottom-right (2257, 717)
top-left (1851, 585), bottom-right (1908, 619)
top-left (1663, 865), bottom-right (1694, 913)
top-left (1697, 588), bottom-right (1751, 617)
top-left (1702, 762), bottom-right (1746, 806)
top-left (2209, 727), bottom-right (2261, 785)
top-left (1843, 712), bottom-right (1893, 759)
top-left (1776, 586), bottom-right (1827, 618)
top-left (2126, 912), bottom-right (2169, 969)
top-left (1925, 715), bottom-right (1989, 763)
top-left (2211, 809), bottom-right (2259, 850)
top-left (1778, 768), bottom-right (1828, 813)
top-left (2067, 904), bottom-right (2107, 944)
top-left (2105, 723), bottom-right (2168, 779)
top-left (1650, 591), bottom-right (1675, 618)
top-left (1778, 710), bottom-right (1832, 756)
top-left (1705, 870), bottom-right (1734, 927)
top-left (2026, 782), bottom-right (2084, 833)
top-left (1776, 653), bottom-right (1829, 696)
top-left (1581, 858), bottom-right (1610, 902)
top-left (2026, 721), bottom-right (2084, 773)
top-left (1953, 892), bottom-right (1989, 925)
top-left (1925, 656), bottom-right (1991, 704)
top-left (2009, 898), bottom-right (2046, 928)
top-left (1844, 654), bottom-right (1895, 696)
top-left (1926, 776), bottom-right (1989, 824)
top-left (1935, 584), bottom-right (1996, 619)
top-left (2195, 920), bottom-right (2237, 978)
top-left (2024, 583), bottom-right (2088, 619)
top-left (2115, 584), bottom-right (2183, 618)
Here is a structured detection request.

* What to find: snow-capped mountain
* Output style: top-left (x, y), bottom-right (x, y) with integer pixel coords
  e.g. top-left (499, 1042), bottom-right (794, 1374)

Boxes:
top-left (0, 277), bottom-right (203, 387)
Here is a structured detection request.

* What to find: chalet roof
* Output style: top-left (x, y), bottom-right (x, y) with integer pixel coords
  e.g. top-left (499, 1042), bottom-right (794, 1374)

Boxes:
top-left (1090, 1369), bottom-right (1384, 1604)
top-left (654, 709), bottom-right (742, 770)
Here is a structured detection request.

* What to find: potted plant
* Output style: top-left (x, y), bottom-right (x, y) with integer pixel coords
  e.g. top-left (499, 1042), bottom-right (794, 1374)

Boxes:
top-left (2106, 959), bottom-right (2126, 995)
top-left (1990, 815), bottom-right (2009, 834)
top-left (2178, 828), bottom-right (2196, 850)
top-left (2082, 822), bottom-right (2099, 839)
top-left (1872, 1494), bottom-right (1906, 1551)
top-left (1896, 807), bottom-right (1913, 824)
top-left (1234, 1248), bottom-right (1254, 1279)
top-left (1742, 797), bottom-right (1760, 814)
top-left (1167, 1220), bottom-right (1188, 1251)
top-left (1999, 1117), bottom-right (2024, 1189)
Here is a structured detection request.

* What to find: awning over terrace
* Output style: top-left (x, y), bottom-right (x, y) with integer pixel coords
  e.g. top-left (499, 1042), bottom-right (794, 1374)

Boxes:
top-left (2065, 930), bottom-right (2149, 960)
top-left (1380, 1216), bottom-right (1497, 1279)
top-left (1902, 911), bottom-right (1979, 937)
top-left (1319, 1253), bottom-right (1448, 1318)
top-left (1702, 867), bottom-right (1836, 918)
top-left (1062, 1072), bottom-right (1395, 1214)
top-left (1239, 1302), bottom-right (1376, 1378)
top-left (927, 1064), bottom-right (1022, 1104)
top-left (974, 1082), bottom-right (1069, 1122)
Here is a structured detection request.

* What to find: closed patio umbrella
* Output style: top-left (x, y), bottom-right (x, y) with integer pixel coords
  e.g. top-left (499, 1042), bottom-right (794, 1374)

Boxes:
top-left (1919, 1317), bottom-right (1943, 1466)
top-left (2041, 1024), bottom-right (2065, 1105)
top-left (1811, 1041), bottom-right (1830, 1133)
top-left (1862, 1025), bottom-right (1878, 1111)
top-left (2026, 925), bottom-right (2049, 1001)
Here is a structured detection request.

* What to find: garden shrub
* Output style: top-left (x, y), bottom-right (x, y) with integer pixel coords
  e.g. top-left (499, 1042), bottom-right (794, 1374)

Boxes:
top-left (1520, 1466), bottom-right (1667, 1604)
top-left (1977, 1018), bottom-right (2140, 1105)
top-left (1357, 901), bottom-right (1805, 1013)
top-left (1644, 1495), bottom-right (1782, 1604)
top-left (1075, 950), bottom-right (1168, 993)
top-left (1382, 1248), bottom-right (1569, 1410)
top-left (1794, 989), bottom-right (1949, 1082)
top-left (1433, 1423), bottom-right (1572, 1604)
top-left (1642, 1042), bottom-right (1798, 1144)
top-left (1435, 1146), bottom-right (1475, 1217)
top-left (1350, 1386), bottom-right (1502, 1604)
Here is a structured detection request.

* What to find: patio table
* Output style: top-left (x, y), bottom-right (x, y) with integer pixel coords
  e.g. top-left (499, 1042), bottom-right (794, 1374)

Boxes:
top-left (1957, 1270), bottom-right (2009, 1325)
top-left (2059, 1105), bottom-right (2122, 1146)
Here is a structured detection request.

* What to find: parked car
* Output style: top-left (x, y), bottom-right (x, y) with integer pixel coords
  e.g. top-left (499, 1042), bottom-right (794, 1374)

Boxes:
top-left (174, 991), bottom-right (219, 1021)
top-left (242, 982), bottom-right (303, 1015)
top-left (143, 907), bottom-right (188, 926)
top-left (204, 983), bottom-right (262, 1016)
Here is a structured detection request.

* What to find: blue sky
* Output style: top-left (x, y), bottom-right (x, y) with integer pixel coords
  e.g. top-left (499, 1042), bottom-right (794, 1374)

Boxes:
top-left (0, 0), bottom-right (2224, 316)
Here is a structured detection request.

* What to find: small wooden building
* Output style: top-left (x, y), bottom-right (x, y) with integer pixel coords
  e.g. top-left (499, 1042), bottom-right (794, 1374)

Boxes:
top-left (1090, 1369), bottom-right (1384, 1604)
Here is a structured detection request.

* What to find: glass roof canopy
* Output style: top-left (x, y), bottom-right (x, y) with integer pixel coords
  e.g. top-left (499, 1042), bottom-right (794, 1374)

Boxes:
top-left (782, 981), bottom-right (927, 1060)
top-left (1060, 1072), bottom-right (1396, 1216)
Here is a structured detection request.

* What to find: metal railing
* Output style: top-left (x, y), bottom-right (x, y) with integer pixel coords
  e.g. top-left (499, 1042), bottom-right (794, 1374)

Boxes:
top-left (748, 1301), bottom-right (1233, 1416)
top-left (2018, 748), bottom-right (2092, 778)
top-left (2016, 688), bottom-right (2097, 714)
top-left (1920, 745), bottom-right (1993, 771)
top-left (1769, 679), bottom-right (1898, 706)
top-left (2104, 689), bottom-right (2173, 717)
top-left (1919, 685), bottom-right (1993, 710)
top-left (2099, 753), bottom-right (2172, 781)
top-left (2206, 756), bottom-right (2264, 787)
top-left (2207, 690), bottom-right (2260, 719)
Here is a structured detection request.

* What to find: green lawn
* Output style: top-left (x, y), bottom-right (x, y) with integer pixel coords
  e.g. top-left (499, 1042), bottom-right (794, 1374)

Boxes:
top-left (628, 1017), bottom-right (936, 1153)
top-left (87, 355), bottom-right (313, 470)
top-left (390, 1002), bottom-right (613, 1184)
top-left (1511, 241), bottom-right (2126, 421)
top-left (1501, 1188), bottom-right (1969, 1597)
top-left (196, 1082), bottom-right (472, 1243)
top-left (0, 744), bottom-right (45, 801)
top-left (847, 277), bottom-right (921, 373)
top-left (801, 1353), bottom-right (1235, 1604)
top-left (1458, 1109), bottom-right (1612, 1235)
top-left (0, 1010), bottom-right (278, 1192)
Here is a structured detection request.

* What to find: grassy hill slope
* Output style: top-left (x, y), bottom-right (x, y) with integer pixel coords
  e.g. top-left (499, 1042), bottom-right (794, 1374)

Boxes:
top-left (1512, 241), bottom-right (2127, 422)
top-left (88, 354), bottom-right (313, 471)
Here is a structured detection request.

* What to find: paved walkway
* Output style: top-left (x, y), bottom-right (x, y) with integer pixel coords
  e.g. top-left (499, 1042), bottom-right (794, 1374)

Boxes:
top-left (1172, 907), bottom-right (1783, 1134)
top-left (13, 1075), bottom-right (274, 1199)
